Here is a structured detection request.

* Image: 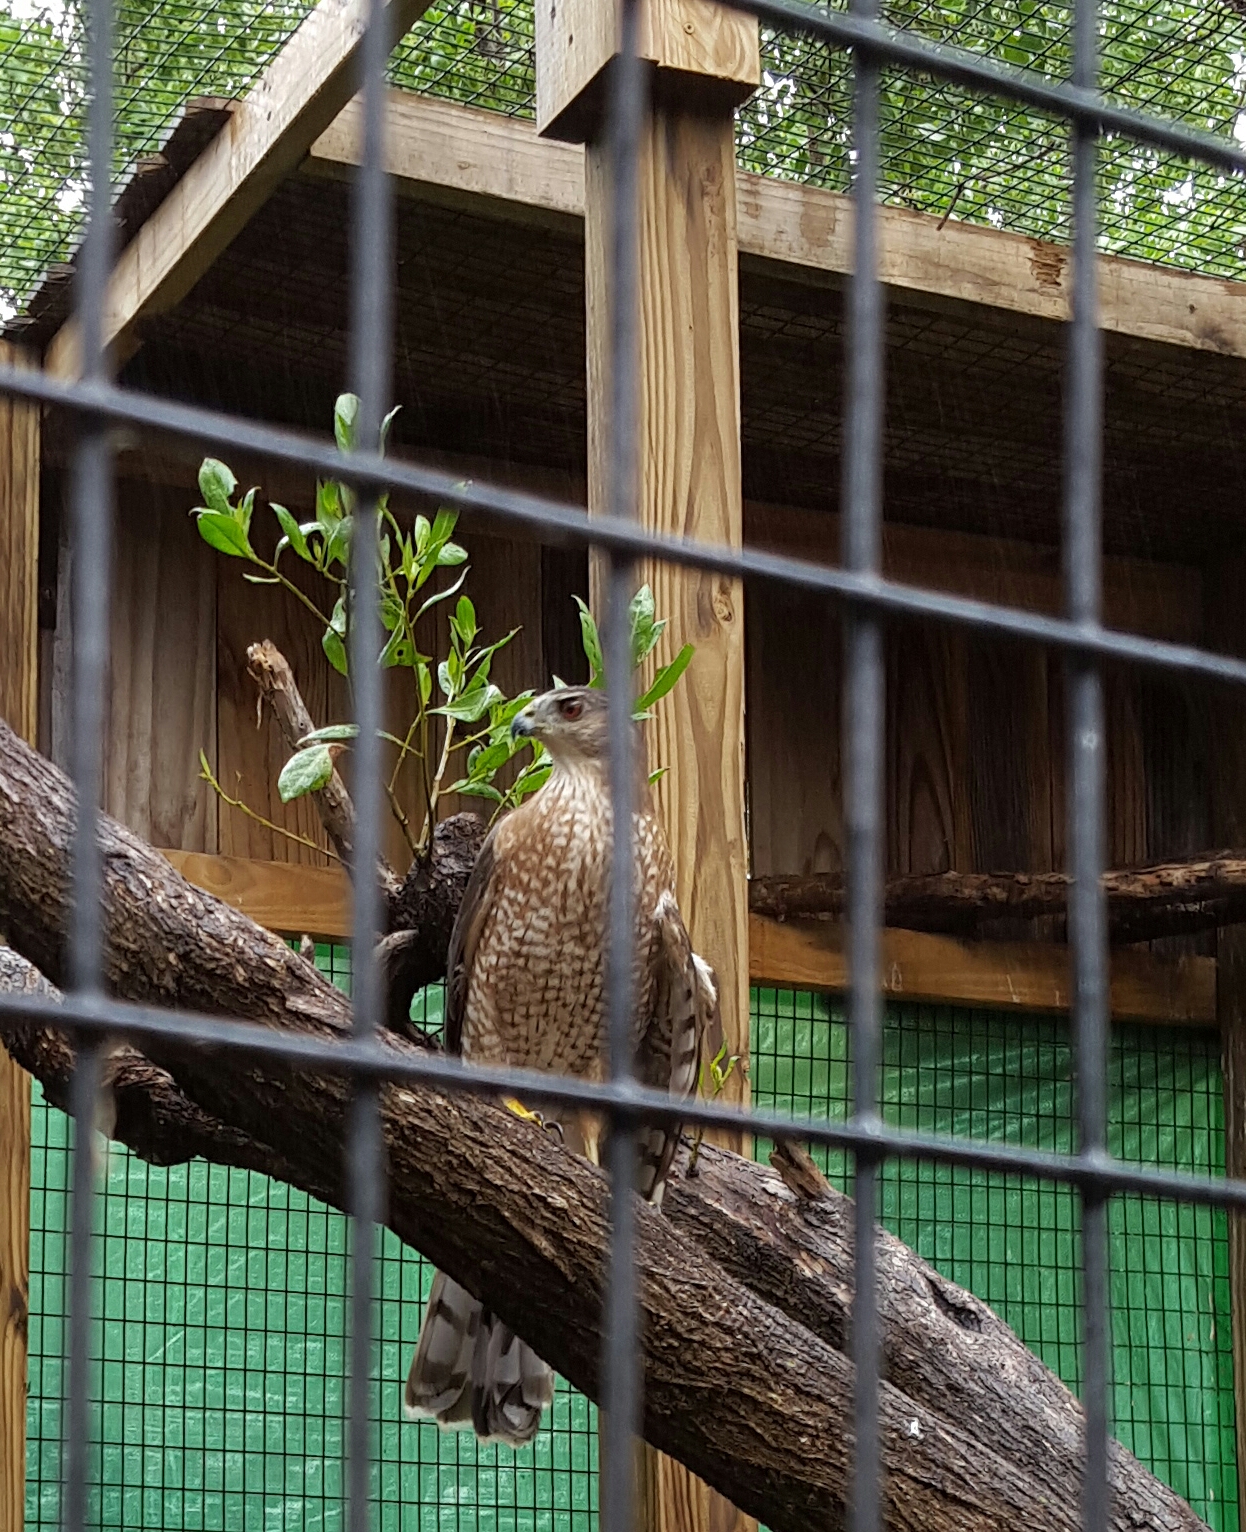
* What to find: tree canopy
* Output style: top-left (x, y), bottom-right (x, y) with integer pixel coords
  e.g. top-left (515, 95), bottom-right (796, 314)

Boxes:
top-left (2, 0), bottom-right (1245, 319)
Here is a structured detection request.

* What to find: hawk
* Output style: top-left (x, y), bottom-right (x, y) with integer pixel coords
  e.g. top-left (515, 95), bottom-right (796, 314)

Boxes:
top-left (404, 685), bottom-right (718, 1446)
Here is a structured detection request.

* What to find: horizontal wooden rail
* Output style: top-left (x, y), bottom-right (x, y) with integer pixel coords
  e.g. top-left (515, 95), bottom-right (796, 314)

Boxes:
top-left (309, 90), bottom-right (1246, 362)
top-left (160, 850), bottom-right (1216, 1026)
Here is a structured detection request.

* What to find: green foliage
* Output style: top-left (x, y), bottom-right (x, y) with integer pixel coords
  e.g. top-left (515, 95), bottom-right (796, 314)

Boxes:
top-left (191, 391), bottom-right (693, 853)
top-left (573, 591), bottom-right (695, 715)
top-left (6, 0), bottom-right (1246, 318)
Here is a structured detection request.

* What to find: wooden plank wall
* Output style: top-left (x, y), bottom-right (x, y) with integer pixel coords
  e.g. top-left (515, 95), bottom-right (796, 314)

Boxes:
top-left (745, 503), bottom-right (1211, 933)
top-left (57, 466), bottom-right (558, 869)
top-left (70, 469), bottom-right (1211, 922)
top-left (0, 339), bottom-right (37, 1532)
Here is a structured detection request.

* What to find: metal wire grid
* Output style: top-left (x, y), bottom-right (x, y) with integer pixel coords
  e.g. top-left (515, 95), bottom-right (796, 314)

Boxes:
top-left (5, 0), bottom-right (1246, 1528)
top-left (750, 988), bottom-right (1238, 1531)
top-left (8, 0), bottom-right (1246, 325)
top-left (25, 952), bottom-right (599, 1532)
top-left (24, 982), bottom-right (1235, 1527)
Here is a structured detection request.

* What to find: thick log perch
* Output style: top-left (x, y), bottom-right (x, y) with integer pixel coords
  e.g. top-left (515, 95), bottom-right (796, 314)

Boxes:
top-left (0, 719), bottom-right (1208, 1532)
top-left (750, 854), bottom-right (1246, 944)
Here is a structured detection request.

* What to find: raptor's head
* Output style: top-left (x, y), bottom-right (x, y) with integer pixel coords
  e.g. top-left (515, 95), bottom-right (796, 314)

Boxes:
top-left (510, 686), bottom-right (612, 764)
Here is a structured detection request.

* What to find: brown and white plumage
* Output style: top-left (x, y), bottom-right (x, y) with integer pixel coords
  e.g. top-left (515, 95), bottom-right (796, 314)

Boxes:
top-left (404, 686), bottom-right (717, 1446)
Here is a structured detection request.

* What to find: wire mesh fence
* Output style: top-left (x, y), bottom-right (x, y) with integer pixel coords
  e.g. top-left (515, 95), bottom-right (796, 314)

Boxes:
top-left (6, 0), bottom-right (1246, 321)
top-left (6, 0), bottom-right (1246, 1529)
top-left (24, 972), bottom-right (1239, 1528)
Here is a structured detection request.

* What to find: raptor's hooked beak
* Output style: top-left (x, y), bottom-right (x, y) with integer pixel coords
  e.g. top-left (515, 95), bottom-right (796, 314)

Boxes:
top-left (511, 710), bottom-right (535, 741)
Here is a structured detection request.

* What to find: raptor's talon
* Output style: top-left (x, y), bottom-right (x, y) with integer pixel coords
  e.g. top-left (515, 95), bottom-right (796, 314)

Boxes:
top-left (503, 1095), bottom-right (545, 1126)
top-left (502, 1096), bottom-right (565, 1144)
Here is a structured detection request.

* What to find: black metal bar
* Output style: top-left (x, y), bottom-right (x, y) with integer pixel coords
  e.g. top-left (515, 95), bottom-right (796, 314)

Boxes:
top-left (344, 0), bottom-right (394, 1521)
top-left (6, 985), bottom-right (1242, 1210)
top-left (8, 364), bottom-right (1246, 692)
top-left (1064, 0), bottom-right (1111, 1523)
top-left (842, 0), bottom-right (885, 1527)
top-left (63, 0), bottom-right (115, 1513)
top-left (601, 0), bottom-right (646, 1528)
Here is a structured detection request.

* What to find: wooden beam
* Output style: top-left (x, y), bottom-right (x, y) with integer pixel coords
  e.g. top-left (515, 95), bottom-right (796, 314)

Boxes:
top-left (750, 915), bottom-right (1216, 1028)
top-left (154, 851), bottom-right (1217, 1026)
top-left (45, 0), bottom-right (434, 378)
top-left (308, 89), bottom-right (1246, 363)
top-left (161, 850), bottom-right (351, 936)
top-left (535, 0), bottom-right (758, 141)
top-left (0, 340), bottom-right (37, 1532)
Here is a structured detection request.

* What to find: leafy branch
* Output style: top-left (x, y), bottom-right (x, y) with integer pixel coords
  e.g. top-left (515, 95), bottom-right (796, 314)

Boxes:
top-left (191, 392), bottom-right (697, 863)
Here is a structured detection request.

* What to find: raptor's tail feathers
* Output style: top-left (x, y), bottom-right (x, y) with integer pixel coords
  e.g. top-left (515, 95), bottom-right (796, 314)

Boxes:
top-left (404, 1272), bottom-right (554, 1447)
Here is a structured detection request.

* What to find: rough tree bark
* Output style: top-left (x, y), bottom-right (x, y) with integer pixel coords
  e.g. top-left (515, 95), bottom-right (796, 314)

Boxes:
top-left (0, 719), bottom-right (1209, 1532)
top-left (750, 856), bottom-right (1246, 944)
top-left (246, 637), bottom-right (486, 1031)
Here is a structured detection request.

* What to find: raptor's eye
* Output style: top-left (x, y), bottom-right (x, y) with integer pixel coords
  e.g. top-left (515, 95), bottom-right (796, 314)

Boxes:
top-left (558, 696), bottom-right (584, 720)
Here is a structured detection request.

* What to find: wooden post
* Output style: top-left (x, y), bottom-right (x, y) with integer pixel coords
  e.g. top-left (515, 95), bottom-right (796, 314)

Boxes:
top-left (0, 340), bottom-right (38, 1529)
top-left (538, 6), bottom-right (757, 1532)
top-left (1205, 547), bottom-right (1246, 1531)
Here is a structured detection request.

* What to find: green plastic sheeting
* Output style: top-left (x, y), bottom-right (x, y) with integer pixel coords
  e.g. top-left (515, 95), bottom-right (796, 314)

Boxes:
top-left (751, 988), bottom-right (1238, 1531)
top-left (23, 965), bottom-right (1238, 1528)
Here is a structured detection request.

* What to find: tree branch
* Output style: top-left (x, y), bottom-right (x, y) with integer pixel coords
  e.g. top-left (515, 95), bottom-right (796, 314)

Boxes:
top-left (750, 853), bottom-right (1246, 944)
top-left (0, 720), bottom-right (1208, 1532)
top-left (245, 637), bottom-right (401, 900)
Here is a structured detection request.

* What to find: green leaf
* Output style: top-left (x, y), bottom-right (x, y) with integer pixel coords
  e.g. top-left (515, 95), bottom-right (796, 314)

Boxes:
top-left (452, 594), bottom-right (477, 646)
top-left (636, 643), bottom-right (694, 710)
top-left (193, 510), bottom-right (253, 559)
top-left (242, 572), bottom-right (281, 584)
top-left (379, 404), bottom-right (401, 453)
top-left (453, 781), bottom-right (505, 803)
top-left (437, 541), bottom-right (468, 567)
top-left (417, 661), bottom-right (433, 706)
top-left (466, 738), bottom-right (512, 778)
top-left (272, 503), bottom-right (309, 561)
top-left (380, 625), bottom-right (416, 669)
top-left (574, 597), bottom-right (605, 686)
top-left (433, 682), bottom-right (503, 723)
top-left (316, 479), bottom-right (343, 532)
top-left (322, 594), bottom-right (349, 675)
top-left (323, 628), bottom-right (349, 675)
top-left (414, 568), bottom-right (468, 621)
top-left (198, 458), bottom-right (236, 515)
top-left (431, 507), bottom-right (458, 543)
top-left (298, 724), bottom-right (359, 745)
top-left (237, 486), bottom-right (256, 538)
top-left (324, 514), bottom-right (353, 570)
top-left (648, 766), bottom-right (669, 785)
top-left (629, 584), bottom-right (665, 667)
top-left (334, 393), bottom-right (360, 453)
top-left (511, 761), bottom-right (552, 802)
top-left (278, 744), bottom-right (335, 802)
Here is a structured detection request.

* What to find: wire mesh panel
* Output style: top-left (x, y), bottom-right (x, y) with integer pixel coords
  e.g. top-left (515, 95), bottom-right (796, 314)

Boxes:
top-left (7, 0), bottom-right (1246, 1528)
top-left (24, 952), bottom-right (598, 1532)
top-left (25, 977), bottom-right (1237, 1527)
top-left (753, 989), bottom-right (1239, 1531)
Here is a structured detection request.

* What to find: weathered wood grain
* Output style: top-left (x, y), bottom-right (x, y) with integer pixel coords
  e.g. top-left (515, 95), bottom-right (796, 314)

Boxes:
top-left (106, 483), bottom-right (217, 851)
top-left (0, 338), bottom-right (36, 1531)
top-left (749, 915), bottom-right (1215, 1027)
top-left (309, 90), bottom-right (1246, 362)
top-left (584, 96), bottom-right (752, 1532)
top-left (45, 0), bottom-right (435, 376)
